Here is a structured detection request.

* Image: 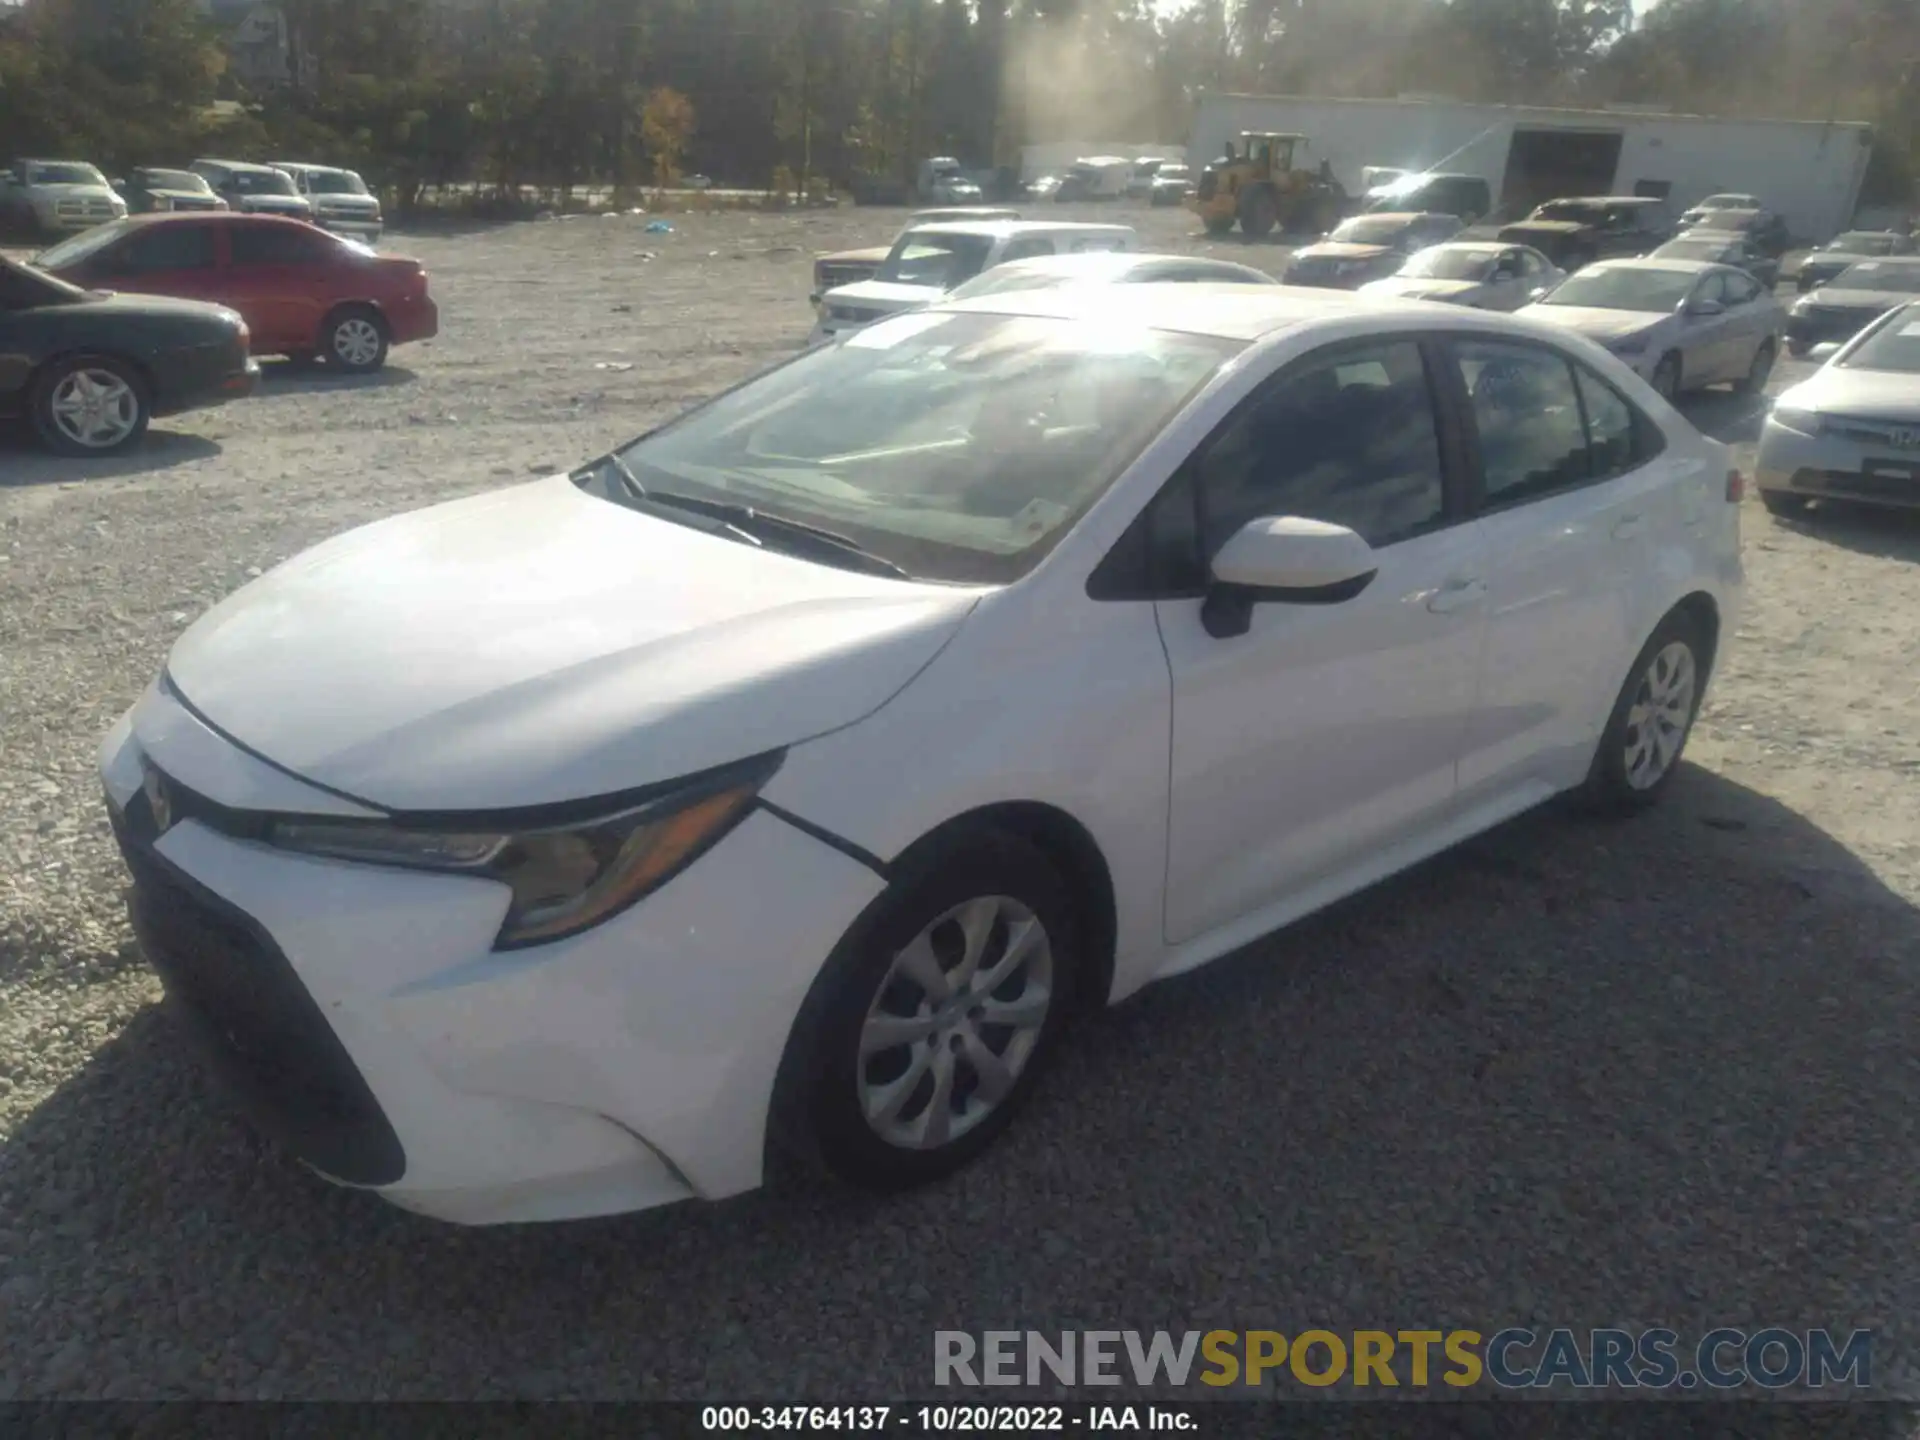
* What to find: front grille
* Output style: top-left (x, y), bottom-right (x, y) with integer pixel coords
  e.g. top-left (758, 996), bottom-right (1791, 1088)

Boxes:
top-left (1794, 466), bottom-right (1920, 504)
top-left (55, 200), bottom-right (115, 217)
top-left (111, 780), bottom-right (406, 1186)
top-left (1827, 418), bottom-right (1920, 450)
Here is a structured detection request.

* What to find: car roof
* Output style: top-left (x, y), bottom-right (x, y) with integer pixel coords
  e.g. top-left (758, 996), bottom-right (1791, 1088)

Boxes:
top-left (1584, 257), bottom-right (1723, 275)
top-left (1544, 196), bottom-right (1663, 207)
top-left (117, 211), bottom-right (312, 228)
top-left (1662, 231), bottom-right (1746, 244)
top-left (193, 158), bottom-right (279, 173)
top-left (1419, 241), bottom-right (1510, 254)
top-left (935, 280), bottom-right (1518, 341)
top-left (991, 252), bottom-right (1263, 277)
top-left (1831, 256), bottom-right (1920, 272)
top-left (906, 220), bottom-right (1134, 238)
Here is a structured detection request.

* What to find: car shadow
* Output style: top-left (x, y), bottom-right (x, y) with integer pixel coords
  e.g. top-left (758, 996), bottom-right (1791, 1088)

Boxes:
top-left (0, 427), bottom-right (223, 486)
top-left (1769, 499), bottom-right (1920, 563)
top-left (1679, 387), bottom-right (1770, 445)
top-left (5, 765), bottom-right (1920, 1403)
top-left (254, 361), bottom-right (419, 394)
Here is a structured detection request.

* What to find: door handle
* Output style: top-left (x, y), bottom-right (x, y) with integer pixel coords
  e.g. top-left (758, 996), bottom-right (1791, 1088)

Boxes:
top-left (1612, 513), bottom-right (1646, 540)
top-left (1425, 577), bottom-right (1487, 614)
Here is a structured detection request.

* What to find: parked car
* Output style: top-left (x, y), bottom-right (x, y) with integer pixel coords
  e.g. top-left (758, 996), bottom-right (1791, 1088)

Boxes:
top-left (1757, 299), bottom-right (1920, 516)
top-left (1679, 193), bottom-right (1764, 228)
top-left (1281, 212), bottom-right (1465, 290)
top-left (1649, 230), bottom-right (1781, 290)
top-left (1027, 174), bottom-right (1064, 201)
top-left (1357, 242), bottom-right (1565, 311)
top-left (99, 283), bottom-right (1742, 1224)
top-left (917, 157), bottom-right (982, 205)
top-left (1125, 158), bottom-right (1168, 200)
top-left (1362, 173), bottom-right (1493, 225)
top-left (116, 167), bottom-right (229, 216)
top-left (810, 208), bottom-right (1023, 303)
top-left (1148, 164), bottom-right (1194, 207)
top-left (189, 159), bottom-right (315, 222)
top-left (1785, 258), bottom-right (1920, 356)
top-left (0, 255), bottom-right (254, 455)
top-left (34, 214), bottom-right (437, 374)
top-left (1797, 231), bottom-right (1916, 293)
top-left (1676, 206), bottom-right (1790, 258)
top-left (1518, 258), bottom-right (1785, 402)
top-left (1055, 157), bottom-right (1131, 201)
top-left (1498, 197), bottom-right (1674, 271)
top-left (1, 158), bottom-right (126, 237)
top-left (945, 250), bottom-right (1277, 302)
top-left (810, 221), bottom-right (1136, 344)
top-left (273, 162), bottom-right (383, 243)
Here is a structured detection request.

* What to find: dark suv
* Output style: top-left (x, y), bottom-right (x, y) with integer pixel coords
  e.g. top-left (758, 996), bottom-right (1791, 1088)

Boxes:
top-left (1498, 196), bottom-right (1674, 270)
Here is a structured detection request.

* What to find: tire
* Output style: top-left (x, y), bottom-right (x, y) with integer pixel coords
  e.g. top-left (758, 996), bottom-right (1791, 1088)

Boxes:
top-left (1734, 338), bottom-right (1776, 396)
top-left (777, 828), bottom-right (1081, 1191)
top-left (1239, 188), bottom-right (1277, 240)
top-left (1760, 490), bottom-right (1811, 518)
top-left (1650, 352), bottom-right (1682, 403)
top-left (321, 305), bottom-right (389, 373)
top-left (1579, 609), bottom-right (1709, 815)
top-left (1203, 216), bottom-right (1234, 236)
top-left (30, 355), bottom-right (151, 457)
top-left (1787, 339), bottom-right (1812, 359)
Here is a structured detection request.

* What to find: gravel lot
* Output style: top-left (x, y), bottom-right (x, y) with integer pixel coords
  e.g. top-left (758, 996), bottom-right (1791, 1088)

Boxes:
top-left (3, 204), bottom-right (1920, 1409)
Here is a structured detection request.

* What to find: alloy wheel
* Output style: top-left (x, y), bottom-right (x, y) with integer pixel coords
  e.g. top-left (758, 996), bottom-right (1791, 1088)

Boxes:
top-left (332, 317), bottom-right (384, 369)
top-left (1623, 640), bottom-right (1697, 791)
top-left (48, 367), bottom-right (140, 450)
top-left (858, 895), bottom-right (1054, 1151)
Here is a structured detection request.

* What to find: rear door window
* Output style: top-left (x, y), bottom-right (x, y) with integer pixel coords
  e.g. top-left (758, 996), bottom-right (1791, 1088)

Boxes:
top-left (112, 225), bottom-right (218, 274)
top-left (229, 225), bottom-right (338, 266)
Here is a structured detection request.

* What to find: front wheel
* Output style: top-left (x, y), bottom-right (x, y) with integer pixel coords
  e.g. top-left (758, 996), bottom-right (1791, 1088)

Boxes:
top-left (1580, 611), bottom-right (1708, 814)
top-left (1650, 352), bottom-right (1682, 403)
top-left (1239, 189), bottom-right (1277, 239)
top-left (1735, 339), bottom-right (1776, 396)
top-left (322, 306), bottom-right (389, 373)
top-left (781, 829), bottom-right (1080, 1191)
top-left (1202, 215), bottom-right (1234, 236)
top-left (30, 355), bottom-right (151, 457)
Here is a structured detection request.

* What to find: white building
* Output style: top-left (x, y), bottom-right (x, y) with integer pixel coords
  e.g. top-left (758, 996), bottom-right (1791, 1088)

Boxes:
top-left (1190, 92), bottom-right (1876, 242)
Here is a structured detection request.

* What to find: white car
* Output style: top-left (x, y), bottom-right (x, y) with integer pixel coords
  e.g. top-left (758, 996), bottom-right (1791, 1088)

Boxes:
top-left (1358, 242), bottom-right (1565, 312)
top-left (2, 158), bottom-right (127, 236)
top-left (102, 285), bottom-right (1743, 1226)
top-left (1756, 299), bottom-right (1920, 516)
top-left (809, 221), bottom-right (1136, 345)
top-left (1517, 258), bottom-right (1785, 402)
top-left (945, 250), bottom-right (1277, 301)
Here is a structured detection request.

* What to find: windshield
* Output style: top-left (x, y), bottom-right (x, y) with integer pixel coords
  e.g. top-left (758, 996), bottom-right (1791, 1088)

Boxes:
top-left (1399, 247), bottom-right (1496, 281)
top-left (878, 232), bottom-right (996, 289)
top-left (1534, 201), bottom-right (1606, 223)
top-left (1328, 216), bottom-right (1412, 245)
top-left (1658, 240), bottom-right (1736, 262)
top-left (604, 312), bottom-right (1240, 584)
top-left (304, 170), bottom-right (370, 195)
top-left (228, 170), bottom-right (299, 196)
top-left (142, 169), bottom-right (212, 193)
top-left (1829, 233), bottom-right (1898, 255)
top-left (1841, 309), bottom-right (1920, 371)
top-left (0, 255), bottom-right (87, 309)
top-left (1157, 166), bottom-right (1189, 182)
top-left (33, 220), bottom-right (136, 271)
top-left (26, 163), bottom-right (107, 187)
top-left (1700, 195), bottom-right (1758, 209)
top-left (1542, 267), bottom-right (1697, 312)
top-left (1831, 262), bottom-right (1920, 293)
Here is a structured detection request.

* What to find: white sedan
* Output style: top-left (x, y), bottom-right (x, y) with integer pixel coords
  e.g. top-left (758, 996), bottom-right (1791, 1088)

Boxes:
top-left (1358, 242), bottom-right (1566, 312)
top-left (1517, 258), bottom-right (1785, 402)
top-left (101, 286), bottom-right (1743, 1225)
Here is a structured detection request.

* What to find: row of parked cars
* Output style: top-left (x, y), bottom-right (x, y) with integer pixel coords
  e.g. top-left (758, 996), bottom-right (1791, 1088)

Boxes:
top-left (1, 156), bottom-right (383, 243)
top-left (1, 206), bottom-right (436, 456)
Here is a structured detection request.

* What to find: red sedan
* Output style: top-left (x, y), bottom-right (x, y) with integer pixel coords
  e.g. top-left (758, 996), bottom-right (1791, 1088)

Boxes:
top-left (33, 213), bottom-right (437, 373)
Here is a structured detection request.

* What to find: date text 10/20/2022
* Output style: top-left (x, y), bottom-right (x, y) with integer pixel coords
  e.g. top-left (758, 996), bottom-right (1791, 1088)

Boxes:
top-left (702, 1408), bottom-right (1194, 1432)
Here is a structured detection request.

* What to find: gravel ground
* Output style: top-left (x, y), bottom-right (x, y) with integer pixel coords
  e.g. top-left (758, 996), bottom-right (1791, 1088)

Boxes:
top-left (3, 205), bottom-right (1920, 1410)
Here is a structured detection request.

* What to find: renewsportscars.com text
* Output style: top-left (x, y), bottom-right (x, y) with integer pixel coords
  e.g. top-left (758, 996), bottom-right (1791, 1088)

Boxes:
top-left (934, 1328), bottom-right (1872, 1391)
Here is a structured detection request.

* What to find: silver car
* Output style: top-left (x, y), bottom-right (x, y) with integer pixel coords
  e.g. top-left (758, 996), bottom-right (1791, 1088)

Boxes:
top-left (1517, 258), bottom-right (1786, 402)
top-left (1356, 241), bottom-right (1565, 312)
top-left (1756, 300), bottom-right (1920, 516)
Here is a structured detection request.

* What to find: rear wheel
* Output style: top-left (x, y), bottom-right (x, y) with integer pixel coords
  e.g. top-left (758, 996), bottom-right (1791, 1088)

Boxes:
top-left (1650, 352), bottom-right (1682, 403)
top-left (1580, 610), bottom-right (1708, 814)
top-left (1203, 215), bottom-right (1234, 236)
top-left (1787, 338), bottom-right (1812, 359)
top-left (322, 305), bottom-right (389, 373)
top-left (1239, 188), bottom-right (1277, 240)
top-left (30, 356), bottom-right (150, 457)
top-left (1735, 339), bottom-right (1776, 396)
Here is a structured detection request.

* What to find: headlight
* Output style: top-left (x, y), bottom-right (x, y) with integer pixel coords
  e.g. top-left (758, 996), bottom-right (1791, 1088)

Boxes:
top-left (1769, 405), bottom-right (1823, 435)
top-left (266, 753), bottom-right (780, 948)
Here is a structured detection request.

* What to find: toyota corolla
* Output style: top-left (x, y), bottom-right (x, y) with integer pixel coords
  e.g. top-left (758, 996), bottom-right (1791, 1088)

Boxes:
top-left (102, 286), bottom-right (1743, 1225)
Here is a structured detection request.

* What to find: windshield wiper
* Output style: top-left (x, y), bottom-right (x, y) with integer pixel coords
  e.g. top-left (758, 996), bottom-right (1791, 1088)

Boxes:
top-left (643, 489), bottom-right (911, 579)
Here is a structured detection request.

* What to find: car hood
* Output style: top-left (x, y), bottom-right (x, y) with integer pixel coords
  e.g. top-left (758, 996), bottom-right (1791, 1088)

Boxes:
top-left (819, 245), bottom-right (891, 266)
top-left (1796, 287), bottom-right (1912, 313)
top-left (55, 288), bottom-right (240, 328)
top-left (27, 182), bottom-right (118, 202)
top-left (311, 194), bottom-right (380, 211)
top-left (823, 279), bottom-right (945, 311)
top-left (235, 195), bottom-right (311, 211)
top-left (147, 188), bottom-right (220, 203)
top-left (1517, 305), bottom-right (1670, 344)
top-left (1358, 277), bottom-right (1483, 301)
top-left (1780, 369), bottom-right (1920, 423)
top-left (163, 476), bottom-right (981, 812)
top-left (1293, 242), bottom-right (1394, 262)
top-left (1502, 220), bottom-right (1592, 235)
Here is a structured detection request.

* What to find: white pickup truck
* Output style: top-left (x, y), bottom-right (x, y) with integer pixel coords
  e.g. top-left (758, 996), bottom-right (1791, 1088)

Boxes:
top-left (0, 158), bottom-right (126, 237)
top-left (809, 221), bottom-right (1137, 346)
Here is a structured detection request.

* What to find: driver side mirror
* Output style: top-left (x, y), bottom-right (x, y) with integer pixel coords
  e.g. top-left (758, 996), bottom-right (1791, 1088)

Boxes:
top-left (1687, 297), bottom-right (1726, 318)
top-left (1201, 517), bottom-right (1379, 639)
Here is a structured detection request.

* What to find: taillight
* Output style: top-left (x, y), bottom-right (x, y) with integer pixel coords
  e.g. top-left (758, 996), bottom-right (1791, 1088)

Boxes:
top-left (1725, 468), bottom-right (1745, 503)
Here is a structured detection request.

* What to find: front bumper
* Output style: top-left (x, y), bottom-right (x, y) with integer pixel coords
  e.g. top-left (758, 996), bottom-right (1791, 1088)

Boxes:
top-left (1754, 418), bottom-right (1920, 511)
top-left (316, 214), bottom-right (383, 241)
top-left (153, 349), bottom-right (259, 417)
top-left (100, 690), bottom-right (885, 1225)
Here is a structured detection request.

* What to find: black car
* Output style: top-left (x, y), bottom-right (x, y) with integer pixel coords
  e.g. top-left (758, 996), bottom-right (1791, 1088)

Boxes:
top-left (0, 256), bottom-right (256, 456)
top-left (1649, 230), bottom-right (1781, 289)
top-left (1785, 257), bottom-right (1920, 356)
top-left (117, 167), bottom-right (229, 216)
top-left (1797, 230), bottom-right (1916, 292)
top-left (1679, 206), bottom-right (1791, 258)
top-left (1498, 196), bottom-right (1674, 270)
